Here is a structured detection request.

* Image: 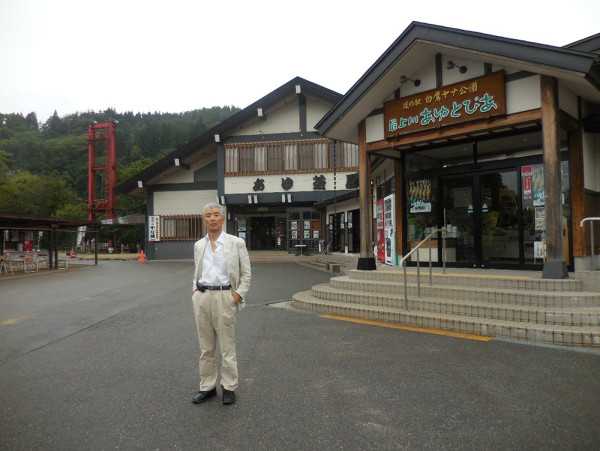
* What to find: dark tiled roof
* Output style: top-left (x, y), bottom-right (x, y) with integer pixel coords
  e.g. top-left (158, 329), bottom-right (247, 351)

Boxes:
top-left (116, 77), bottom-right (342, 196)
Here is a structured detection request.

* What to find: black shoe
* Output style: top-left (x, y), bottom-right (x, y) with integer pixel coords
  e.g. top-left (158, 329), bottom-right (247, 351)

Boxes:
top-left (192, 387), bottom-right (217, 404)
top-left (221, 385), bottom-right (236, 405)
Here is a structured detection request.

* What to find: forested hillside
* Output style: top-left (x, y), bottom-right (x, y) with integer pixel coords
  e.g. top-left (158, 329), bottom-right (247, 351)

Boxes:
top-left (0, 106), bottom-right (240, 219)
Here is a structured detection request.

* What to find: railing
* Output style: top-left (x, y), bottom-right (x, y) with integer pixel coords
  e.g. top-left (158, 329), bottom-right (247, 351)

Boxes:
top-left (580, 217), bottom-right (600, 271)
top-left (399, 229), bottom-right (449, 310)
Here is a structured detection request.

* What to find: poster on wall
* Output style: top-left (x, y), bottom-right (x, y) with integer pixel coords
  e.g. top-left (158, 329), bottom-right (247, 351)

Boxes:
top-left (532, 165), bottom-right (544, 206)
top-left (534, 241), bottom-right (545, 259)
top-left (384, 194), bottom-right (396, 265)
top-left (376, 199), bottom-right (385, 263)
top-left (535, 207), bottom-right (545, 231)
top-left (521, 165), bottom-right (533, 200)
top-left (148, 215), bottom-right (160, 242)
top-left (452, 186), bottom-right (471, 208)
top-left (409, 179), bottom-right (432, 213)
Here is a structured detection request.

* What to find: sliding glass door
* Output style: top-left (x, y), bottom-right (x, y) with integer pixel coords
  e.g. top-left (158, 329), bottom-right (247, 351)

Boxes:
top-left (441, 169), bottom-right (519, 267)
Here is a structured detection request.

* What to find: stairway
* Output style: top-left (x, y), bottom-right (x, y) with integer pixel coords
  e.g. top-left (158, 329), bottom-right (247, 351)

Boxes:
top-left (292, 268), bottom-right (600, 348)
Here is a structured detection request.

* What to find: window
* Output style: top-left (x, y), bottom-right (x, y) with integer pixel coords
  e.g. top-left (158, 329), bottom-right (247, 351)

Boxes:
top-left (298, 141), bottom-right (314, 170)
top-left (160, 215), bottom-right (203, 241)
top-left (284, 143), bottom-right (297, 171)
top-left (224, 139), bottom-right (358, 176)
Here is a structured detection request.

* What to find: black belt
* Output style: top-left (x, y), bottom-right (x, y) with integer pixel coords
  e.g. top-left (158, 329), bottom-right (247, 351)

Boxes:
top-left (196, 281), bottom-right (231, 293)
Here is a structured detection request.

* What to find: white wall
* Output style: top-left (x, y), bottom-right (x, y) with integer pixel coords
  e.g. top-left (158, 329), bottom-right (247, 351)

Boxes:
top-left (366, 114), bottom-right (384, 143)
top-left (157, 156), bottom-right (216, 184)
top-left (307, 97), bottom-right (334, 131)
top-left (506, 75), bottom-right (541, 114)
top-left (235, 99), bottom-right (299, 135)
top-left (225, 171), bottom-right (357, 194)
top-left (153, 190), bottom-right (217, 215)
top-left (558, 84), bottom-right (579, 119)
top-left (583, 132), bottom-right (600, 192)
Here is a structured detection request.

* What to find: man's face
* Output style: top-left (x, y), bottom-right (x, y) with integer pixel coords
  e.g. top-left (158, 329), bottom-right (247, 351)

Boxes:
top-left (203, 207), bottom-right (225, 233)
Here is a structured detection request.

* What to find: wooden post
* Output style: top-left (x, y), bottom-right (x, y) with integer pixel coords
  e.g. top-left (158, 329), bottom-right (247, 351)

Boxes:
top-left (48, 228), bottom-right (54, 270)
top-left (566, 112), bottom-right (585, 264)
top-left (395, 158), bottom-right (403, 257)
top-left (541, 75), bottom-right (568, 279)
top-left (357, 120), bottom-right (376, 270)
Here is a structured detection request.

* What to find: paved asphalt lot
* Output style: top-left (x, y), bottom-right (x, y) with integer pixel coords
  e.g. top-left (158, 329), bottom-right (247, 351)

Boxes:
top-left (1, 260), bottom-right (599, 450)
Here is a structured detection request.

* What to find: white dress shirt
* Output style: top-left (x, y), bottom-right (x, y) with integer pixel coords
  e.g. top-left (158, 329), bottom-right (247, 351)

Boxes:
top-left (199, 233), bottom-right (230, 286)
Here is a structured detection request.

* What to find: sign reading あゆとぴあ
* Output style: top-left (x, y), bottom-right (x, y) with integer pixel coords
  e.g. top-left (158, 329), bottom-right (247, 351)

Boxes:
top-left (384, 71), bottom-right (506, 139)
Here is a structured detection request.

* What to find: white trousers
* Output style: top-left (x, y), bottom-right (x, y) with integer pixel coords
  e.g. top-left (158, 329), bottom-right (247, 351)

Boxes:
top-left (192, 289), bottom-right (238, 391)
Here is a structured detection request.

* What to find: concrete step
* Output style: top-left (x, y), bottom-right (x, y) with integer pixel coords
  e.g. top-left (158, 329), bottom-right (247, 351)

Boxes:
top-left (349, 269), bottom-right (585, 292)
top-left (309, 283), bottom-right (600, 327)
top-left (329, 276), bottom-right (600, 308)
top-left (292, 290), bottom-right (600, 347)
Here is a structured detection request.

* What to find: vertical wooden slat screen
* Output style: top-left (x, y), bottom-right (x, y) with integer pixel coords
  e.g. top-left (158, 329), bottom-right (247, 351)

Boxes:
top-left (224, 138), bottom-right (358, 176)
top-left (159, 215), bottom-right (204, 241)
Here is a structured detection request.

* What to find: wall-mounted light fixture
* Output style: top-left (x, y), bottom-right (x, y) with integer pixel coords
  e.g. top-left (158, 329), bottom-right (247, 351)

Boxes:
top-left (253, 195), bottom-right (258, 204)
top-left (287, 193), bottom-right (292, 203)
top-left (257, 108), bottom-right (267, 120)
top-left (247, 195), bottom-right (253, 204)
top-left (295, 84), bottom-right (302, 94)
top-left (219, 196), bottom-right (225, 205)
top-left (447, 61), bottom-right (467, 73)
top-left (137, 180), bottom-right (143, 189)
top-left (281, 194), bottom-right (286, 203)
top-left (214, 134), bottom-right (220, 143)
top-left (400, 75), bottom-right (421, 87)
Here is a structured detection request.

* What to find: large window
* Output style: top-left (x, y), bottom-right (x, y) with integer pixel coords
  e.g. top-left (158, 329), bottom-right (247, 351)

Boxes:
top-left (225, 139), bottom-right (358, 176)
top-left (160, 215), bottom-right (203, 241)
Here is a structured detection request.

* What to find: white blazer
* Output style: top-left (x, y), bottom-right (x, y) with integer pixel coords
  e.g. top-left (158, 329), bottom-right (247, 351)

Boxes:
top-left (192, 232), bottom-right (251, 309)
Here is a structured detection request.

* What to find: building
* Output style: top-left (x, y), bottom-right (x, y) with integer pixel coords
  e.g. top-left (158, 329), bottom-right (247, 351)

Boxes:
top-left (116, 77), bottom-right (359, 259)
top-left (316, 22), bottom-right (600, 277)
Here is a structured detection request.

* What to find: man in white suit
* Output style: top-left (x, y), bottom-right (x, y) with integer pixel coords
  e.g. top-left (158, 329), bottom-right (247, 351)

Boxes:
top-left (191, 203), bottom-right (251, 405)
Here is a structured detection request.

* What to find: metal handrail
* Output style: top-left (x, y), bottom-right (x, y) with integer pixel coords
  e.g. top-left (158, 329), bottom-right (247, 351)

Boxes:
top-left (399, 229), bottom-right (449, 310)
top-left (580, 217), bottom-right (600, 271)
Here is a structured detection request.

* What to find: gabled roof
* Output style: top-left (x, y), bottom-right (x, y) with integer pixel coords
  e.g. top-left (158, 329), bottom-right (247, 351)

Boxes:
top-left (565, 33), bottom-right (600, 53)
top-left (316, 22), bottom-right (600, 143)
top-left (116, 77), bottom-right (342, 197)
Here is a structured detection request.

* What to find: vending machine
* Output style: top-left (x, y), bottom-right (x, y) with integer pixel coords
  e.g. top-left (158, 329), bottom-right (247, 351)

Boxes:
top-left (384, 194), bottom-right (397, 265)
top-left (376, 199), bottom-right (385, 263)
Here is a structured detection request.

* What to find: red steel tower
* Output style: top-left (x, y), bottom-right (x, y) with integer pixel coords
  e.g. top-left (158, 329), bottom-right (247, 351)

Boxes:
top-left (87, 121), bottom-right (117, 221)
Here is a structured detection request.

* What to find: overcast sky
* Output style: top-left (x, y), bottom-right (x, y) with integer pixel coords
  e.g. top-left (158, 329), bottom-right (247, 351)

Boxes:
top-left (1, 0), bottom-right (598, 123)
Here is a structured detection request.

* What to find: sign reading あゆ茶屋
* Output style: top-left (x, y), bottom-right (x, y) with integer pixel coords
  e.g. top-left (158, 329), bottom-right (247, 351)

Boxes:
top-left (384, 71), bottom-right (506, 139)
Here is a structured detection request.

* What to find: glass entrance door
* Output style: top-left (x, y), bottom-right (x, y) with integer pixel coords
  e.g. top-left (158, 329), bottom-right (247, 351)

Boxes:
top-left (441, 169), bottom-right (520, 267)
top-left (441, 176), bottom-right (476, 266)
top-left (480, 171), bottom-right (519, 265)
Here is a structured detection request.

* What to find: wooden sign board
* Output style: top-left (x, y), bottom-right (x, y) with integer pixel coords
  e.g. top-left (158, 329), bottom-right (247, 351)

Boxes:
top-left (384, 71), bottom-right (506, 139)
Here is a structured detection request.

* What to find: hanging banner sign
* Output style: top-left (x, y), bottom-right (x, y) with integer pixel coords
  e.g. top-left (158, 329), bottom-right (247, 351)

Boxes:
top-left (384, 71), bottom-right (506, 139)
top-left (148, 215), bottom-right (160, 242)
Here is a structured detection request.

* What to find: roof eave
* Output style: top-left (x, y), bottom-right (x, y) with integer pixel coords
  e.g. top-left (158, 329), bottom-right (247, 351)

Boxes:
top-left (316, 22), bottom-right (600, 140)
